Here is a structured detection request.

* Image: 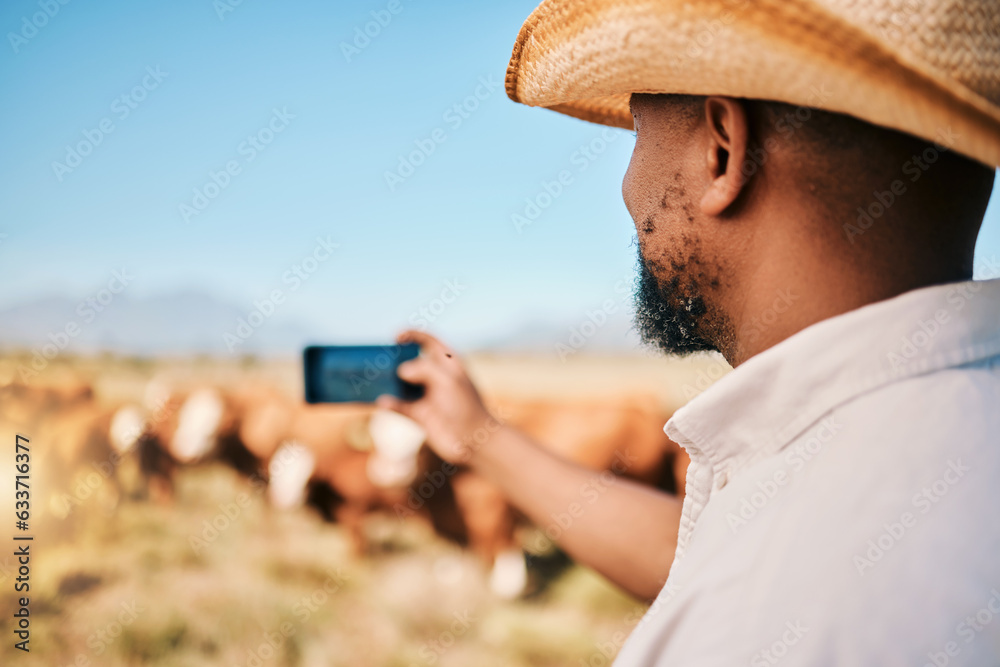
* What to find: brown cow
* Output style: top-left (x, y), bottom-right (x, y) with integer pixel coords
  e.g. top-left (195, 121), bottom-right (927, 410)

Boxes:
top-left (252, 392), bottom-right (689, 598)
top-left (0, 381), bottom-right (128, 523)
top-left (435, 395), bottom-right (688, 597)
top-left (113, 382), bottom-right (276, 503)
top-left (265, 402), bottom-right (414, 550)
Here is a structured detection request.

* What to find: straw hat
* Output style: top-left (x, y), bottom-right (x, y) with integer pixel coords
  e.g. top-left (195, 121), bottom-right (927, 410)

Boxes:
top-left (505, 0), bottom-right (1000, 166)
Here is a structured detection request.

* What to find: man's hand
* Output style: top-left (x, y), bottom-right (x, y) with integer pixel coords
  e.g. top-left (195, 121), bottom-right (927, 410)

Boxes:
top-left (376, 330), bottom-right (498, 465)
top-left (378, 329), bottom-right (682, 600)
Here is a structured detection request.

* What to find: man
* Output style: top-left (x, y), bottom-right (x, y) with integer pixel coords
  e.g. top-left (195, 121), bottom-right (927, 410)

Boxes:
top-left (379, 0), bottom-right (1000, 663)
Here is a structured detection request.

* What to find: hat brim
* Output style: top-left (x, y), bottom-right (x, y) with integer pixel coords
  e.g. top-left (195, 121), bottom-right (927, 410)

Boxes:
top-left (506, 0), bottom-right (1000, 167)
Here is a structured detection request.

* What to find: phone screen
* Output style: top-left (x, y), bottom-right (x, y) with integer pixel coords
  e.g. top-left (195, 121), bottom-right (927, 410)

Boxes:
top-left (303, 344), bottom-right (423, 403)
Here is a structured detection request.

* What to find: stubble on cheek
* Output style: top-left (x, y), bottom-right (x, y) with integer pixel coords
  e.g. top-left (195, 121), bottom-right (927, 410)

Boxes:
top-left (641, 175), bottom-right (724, 305)
top-left (635, 191), bottom-right (734, 355)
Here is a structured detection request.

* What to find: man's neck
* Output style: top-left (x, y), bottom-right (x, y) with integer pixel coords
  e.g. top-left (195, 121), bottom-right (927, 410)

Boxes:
top-left (718, 221), bottom-right (973, 367)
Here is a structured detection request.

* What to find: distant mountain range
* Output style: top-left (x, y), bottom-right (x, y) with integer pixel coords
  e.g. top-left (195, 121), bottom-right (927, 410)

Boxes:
top-left (0, 291), bottom-right (312, 357)
top-left (478, 314), bottom-right (645, 356)
top-left (0, 292), bottom-right (646, 357)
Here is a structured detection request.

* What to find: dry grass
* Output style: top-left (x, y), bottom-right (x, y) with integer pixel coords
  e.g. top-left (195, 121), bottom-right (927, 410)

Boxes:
top-left (0, 463), bottom-right (645, 666)
top-left (0, 351), bottom-right (727, 665)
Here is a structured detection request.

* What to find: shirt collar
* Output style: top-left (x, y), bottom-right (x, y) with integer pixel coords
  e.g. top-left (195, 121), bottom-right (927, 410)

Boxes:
top-left (665, 278), bottom-right (1000, 477)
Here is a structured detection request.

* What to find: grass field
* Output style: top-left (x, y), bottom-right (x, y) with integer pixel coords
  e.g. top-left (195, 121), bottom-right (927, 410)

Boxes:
top-left (0, 351), bottom-right (727, 666)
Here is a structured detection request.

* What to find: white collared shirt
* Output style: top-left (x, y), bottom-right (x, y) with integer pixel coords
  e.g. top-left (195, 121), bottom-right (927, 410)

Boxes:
top-left (614, 278), bottom-right (1000, 666)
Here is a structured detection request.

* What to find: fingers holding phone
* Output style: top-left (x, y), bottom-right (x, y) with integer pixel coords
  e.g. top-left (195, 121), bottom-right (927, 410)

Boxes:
top-left (377, 330), bottom-right (496, 465)
top-left (300, 333), bottom-right (497, 465)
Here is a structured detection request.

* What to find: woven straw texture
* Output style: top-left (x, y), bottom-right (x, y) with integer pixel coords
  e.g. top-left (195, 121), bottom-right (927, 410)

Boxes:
top-left (506, 0), bottom-right (1000, 166)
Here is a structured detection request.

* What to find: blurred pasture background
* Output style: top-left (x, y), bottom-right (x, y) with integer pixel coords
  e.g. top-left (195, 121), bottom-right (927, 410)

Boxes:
top-left (0, 0), bottom-right (998, 665)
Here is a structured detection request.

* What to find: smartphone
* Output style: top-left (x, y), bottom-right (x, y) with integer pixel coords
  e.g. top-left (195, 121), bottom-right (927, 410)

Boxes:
top-left (303, 344), bottom-right (423, 404)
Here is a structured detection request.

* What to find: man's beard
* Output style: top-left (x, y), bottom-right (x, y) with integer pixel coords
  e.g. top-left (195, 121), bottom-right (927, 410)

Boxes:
top-left (633, 246), bottom-right (720, 356)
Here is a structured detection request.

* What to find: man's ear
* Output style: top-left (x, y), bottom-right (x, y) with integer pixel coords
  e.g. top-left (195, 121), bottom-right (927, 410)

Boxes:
top-left (699, 97), bottom-right (751, 216)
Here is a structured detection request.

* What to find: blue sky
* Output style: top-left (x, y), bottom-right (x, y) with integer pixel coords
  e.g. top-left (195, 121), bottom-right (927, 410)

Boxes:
top-left (1, 0), bottom-right (998, 350)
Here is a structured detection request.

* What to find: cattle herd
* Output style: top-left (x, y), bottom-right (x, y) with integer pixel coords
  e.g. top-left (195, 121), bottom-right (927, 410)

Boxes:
top-left (0, 378), bottom-right (689, 599)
